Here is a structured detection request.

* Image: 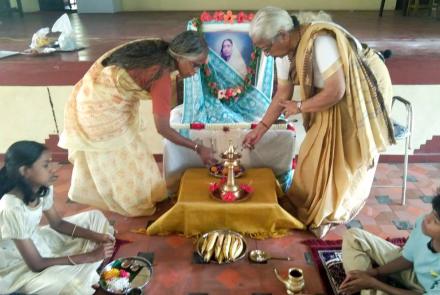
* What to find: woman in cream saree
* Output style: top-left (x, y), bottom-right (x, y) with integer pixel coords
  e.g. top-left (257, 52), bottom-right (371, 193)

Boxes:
top-left (59, 32), bottom-right (215, 217)
top-left (244, 7), bottom-right (395, 237)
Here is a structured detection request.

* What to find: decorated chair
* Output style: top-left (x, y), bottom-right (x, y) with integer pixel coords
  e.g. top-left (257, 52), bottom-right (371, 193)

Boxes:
top-left (164, 11), bottom-right (297, 194)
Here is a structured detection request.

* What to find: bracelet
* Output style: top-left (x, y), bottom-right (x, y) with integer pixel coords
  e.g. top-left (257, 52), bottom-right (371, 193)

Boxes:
top-left (193, 143), bottom-right (200, 153)
top-left (71, 224), bottom-right (77, 238)
top-left (67, 255), bottom-right (77, 265)
top-left (296, 101), bottom-right (303, 113)
top-left (259, 120), bottom-right (270, 130)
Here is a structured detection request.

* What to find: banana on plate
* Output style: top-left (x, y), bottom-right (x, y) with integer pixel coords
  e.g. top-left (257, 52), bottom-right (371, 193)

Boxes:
top-left (199, 231), bottom-right (244, 263)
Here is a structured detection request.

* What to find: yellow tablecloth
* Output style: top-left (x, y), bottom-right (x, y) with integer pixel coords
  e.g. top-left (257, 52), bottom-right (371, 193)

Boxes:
top-left (146, 168), bottom-right (305, 238)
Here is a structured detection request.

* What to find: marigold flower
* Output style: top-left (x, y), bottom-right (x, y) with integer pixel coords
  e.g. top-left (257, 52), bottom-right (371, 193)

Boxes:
top-left (223, 10), bottom-right (236, 24)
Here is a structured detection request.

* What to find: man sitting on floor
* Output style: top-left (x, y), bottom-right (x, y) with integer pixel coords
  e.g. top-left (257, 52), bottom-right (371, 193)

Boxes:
top-left (340, 189), bottom-right (440, 295)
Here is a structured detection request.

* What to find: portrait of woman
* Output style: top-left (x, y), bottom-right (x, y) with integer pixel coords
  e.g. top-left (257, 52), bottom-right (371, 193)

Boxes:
top-left (219, 38), bottom-right (247, 77)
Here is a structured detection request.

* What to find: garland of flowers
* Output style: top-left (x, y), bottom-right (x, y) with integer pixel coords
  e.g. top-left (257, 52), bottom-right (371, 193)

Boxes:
top-left (192, 11), bottom-right (261, 102)
top-left (170, 122), bottom-right (296, 132)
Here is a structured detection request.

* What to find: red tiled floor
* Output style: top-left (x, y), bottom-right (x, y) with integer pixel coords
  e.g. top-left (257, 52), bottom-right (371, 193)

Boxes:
top-left (45, 162), bottom-right (440, 294)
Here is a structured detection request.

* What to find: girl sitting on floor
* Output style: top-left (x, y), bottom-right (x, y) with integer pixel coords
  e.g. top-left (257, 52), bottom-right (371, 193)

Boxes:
top-left (0, 140), bottom-right (115, 295)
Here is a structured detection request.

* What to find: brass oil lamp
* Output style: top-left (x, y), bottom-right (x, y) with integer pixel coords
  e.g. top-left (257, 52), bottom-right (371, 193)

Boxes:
top-left (220, 141), bottom-right (241, 199)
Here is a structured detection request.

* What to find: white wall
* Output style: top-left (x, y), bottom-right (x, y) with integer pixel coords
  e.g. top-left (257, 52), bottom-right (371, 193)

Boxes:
top-left (121, 0), bottom-right (397, 11)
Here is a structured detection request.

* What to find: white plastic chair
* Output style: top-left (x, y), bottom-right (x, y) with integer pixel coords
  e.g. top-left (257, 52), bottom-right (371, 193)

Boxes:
top-left (391, 96), bottom-right (413, 205)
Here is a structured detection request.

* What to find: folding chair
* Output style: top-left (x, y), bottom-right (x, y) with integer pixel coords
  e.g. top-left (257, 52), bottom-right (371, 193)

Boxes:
top-left (391, 96), bottom-right (413, 205)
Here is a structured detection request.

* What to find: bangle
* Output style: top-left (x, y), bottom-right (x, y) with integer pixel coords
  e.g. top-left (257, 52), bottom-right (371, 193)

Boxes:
top-left (296, 101), bottom-right (303, 113)
top-left (259, 120), bottom-right (270, 130)
top-left (71, 224), bottom-right (77, 238)
top-left (67, 255), bottom-right (77, 265)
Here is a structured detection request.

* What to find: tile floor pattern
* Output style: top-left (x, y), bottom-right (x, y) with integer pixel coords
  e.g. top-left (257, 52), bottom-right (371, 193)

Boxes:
top-left (47, 163), bottom-right (440, 295)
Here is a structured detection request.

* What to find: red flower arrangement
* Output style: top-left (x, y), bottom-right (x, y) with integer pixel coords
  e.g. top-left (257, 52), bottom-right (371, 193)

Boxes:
top-left (190, 122), bottom-right (205, 130)
top-left (239, 184), bottom-right (253, 194)
top-left (222, 191), bottom-right (237, 202)
top-left (192, 11), bottom-right (261, 102)
top-left (208, 178), bottom-right (253, 203)
top-left (209, 182), bottom-right (220, 192)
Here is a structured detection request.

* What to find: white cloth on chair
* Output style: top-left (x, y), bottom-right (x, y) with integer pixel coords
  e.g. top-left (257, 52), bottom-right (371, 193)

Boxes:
top-left (164, 127), bottom-right (296, 194)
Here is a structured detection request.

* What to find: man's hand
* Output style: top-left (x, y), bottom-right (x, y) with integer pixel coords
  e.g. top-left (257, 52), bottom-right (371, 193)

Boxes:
top-left (339, 270), bottom-right (379, 295)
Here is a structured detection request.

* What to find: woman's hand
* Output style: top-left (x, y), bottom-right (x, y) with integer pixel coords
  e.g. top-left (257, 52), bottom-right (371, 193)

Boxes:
top-left (279, 100), bottom-right (300, 117)
top-left (89, 242), bottom-right (115, 261)
top-left (242, 124), bottom-right (267, 149)
top-left (95, 233), bottom-right (115, 245)
top-left (197, 145), bottom-right (217, 166)
top-left (339, 270), bottom-right (379, 295)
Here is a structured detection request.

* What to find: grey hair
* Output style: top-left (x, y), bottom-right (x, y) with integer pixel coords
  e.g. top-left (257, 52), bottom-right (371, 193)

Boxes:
top-left (250, 6), bottom-right (293, 42)
top-left (168, 30), bottom-right (208, 62)
top-left (250, 6), bottom-right (333, 42)
top-left (292, 11), bottom-right (332, 24)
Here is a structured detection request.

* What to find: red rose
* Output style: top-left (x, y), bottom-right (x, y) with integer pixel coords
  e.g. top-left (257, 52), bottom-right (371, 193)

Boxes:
top-left (247, 13), bottom-right (255, 21)
top-left (237, 12), bottom-right (246, 23)
top-left (225, 88), bottom-right (234, 98)
top-left (213, 11), bottom-right (224, 21)
top-left (239, 184), bottom-right (254, 193)
top-left (251, 123), bottom-right (258, 129)
top-left (200, 11), bottom-right (212, 22)
top-left (190, 122), bottom-right (205, 130)
top-left (222, 191), bottom-right (236, 202)
top-left (287, 123), bottom-right (296, 131)
top-left (209, 182), bottom-right (220, 192)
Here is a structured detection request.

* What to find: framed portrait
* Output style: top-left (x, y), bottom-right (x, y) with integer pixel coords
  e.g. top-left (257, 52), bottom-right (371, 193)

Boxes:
top-left (202, 23), bottom-right (253, 77)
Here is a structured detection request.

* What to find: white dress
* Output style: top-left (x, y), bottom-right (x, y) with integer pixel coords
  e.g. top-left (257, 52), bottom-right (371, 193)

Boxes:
top-left (0, 188), bottom-right (114, 295)
top-left (276, 34), bottom-right (343, 88)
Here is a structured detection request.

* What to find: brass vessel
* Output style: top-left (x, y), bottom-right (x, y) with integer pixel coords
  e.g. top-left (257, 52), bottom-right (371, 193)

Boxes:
top-left (274, 267), bottom-right (305, 294)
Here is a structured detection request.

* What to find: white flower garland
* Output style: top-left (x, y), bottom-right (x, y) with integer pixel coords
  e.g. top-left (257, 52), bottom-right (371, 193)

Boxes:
top-left (170, 122), bottom-right (295, 131)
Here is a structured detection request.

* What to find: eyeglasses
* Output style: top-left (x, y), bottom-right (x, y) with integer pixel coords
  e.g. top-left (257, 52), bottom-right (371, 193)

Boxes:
top-left (260, 33), bottom-right (282, 55)
top-left (261, 42), bottom-right (273, 55)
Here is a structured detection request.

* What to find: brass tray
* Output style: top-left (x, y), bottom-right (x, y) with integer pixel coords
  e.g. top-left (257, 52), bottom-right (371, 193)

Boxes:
top-left (99, 256), bottom-right (152, 294)
top-left (210, 187), bottom-right (251, 202)
top-left (208, 162), bottom-right (245, 178)
top-left (196, 229), bottom-right (247, 264)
